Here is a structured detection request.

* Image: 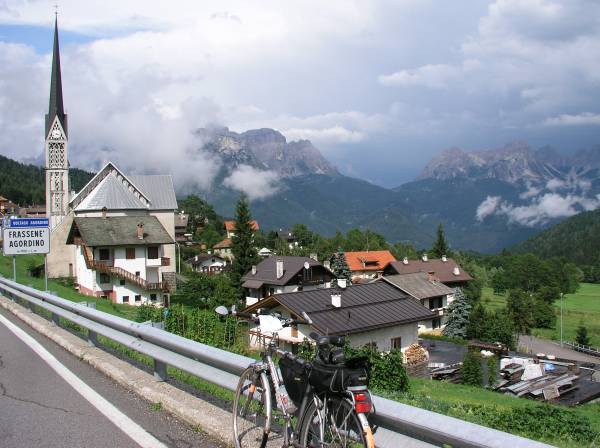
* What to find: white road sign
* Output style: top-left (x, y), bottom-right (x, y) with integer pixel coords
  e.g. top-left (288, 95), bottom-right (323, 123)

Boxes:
top-left (2, 218), bottom-right (50, 255)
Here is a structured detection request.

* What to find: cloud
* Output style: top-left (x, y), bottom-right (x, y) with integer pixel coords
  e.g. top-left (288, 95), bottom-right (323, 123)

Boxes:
top-left (378, 64), bottom-right (461, 89)
top-left (282, 126), bottom-right (365, 144)
top-left (519, 183), bottom-right (542, 199)
top-left (543, 113), bottom-right (600, 127)
top-left (476, 192), bottom-right (600, 226)
top-left (476, 195), bottom-right (502, 221)
top-left (223, 164), bottom-right (280, 200)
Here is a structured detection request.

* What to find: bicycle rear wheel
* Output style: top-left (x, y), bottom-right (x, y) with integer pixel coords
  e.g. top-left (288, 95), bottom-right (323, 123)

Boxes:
top-left (233, 367), bottom-right (272, 448)
top-left (300, 395), bottom-right (370, 448)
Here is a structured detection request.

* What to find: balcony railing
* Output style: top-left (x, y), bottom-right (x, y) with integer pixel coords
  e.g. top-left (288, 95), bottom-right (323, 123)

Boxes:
top-left (161, 257), bottom-right (170, 266)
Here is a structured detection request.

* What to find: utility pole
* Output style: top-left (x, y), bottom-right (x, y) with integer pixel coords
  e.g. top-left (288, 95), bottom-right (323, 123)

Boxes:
top-left (560, 292), bottom-right (564, 347)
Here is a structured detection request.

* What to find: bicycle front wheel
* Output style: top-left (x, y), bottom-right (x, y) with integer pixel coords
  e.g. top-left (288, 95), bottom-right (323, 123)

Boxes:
top-left (300, 395), bottom-right (372, 448)
top-left (233, 367), bottom-right (272, 448)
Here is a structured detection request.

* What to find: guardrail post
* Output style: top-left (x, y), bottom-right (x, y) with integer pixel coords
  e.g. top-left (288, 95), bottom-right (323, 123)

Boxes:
top-left (51, 312), bottom-right (60, 326)
top-left (153, 359), bottom-right (167, 381)
top-left (88, 330), bottom-right (98, 347)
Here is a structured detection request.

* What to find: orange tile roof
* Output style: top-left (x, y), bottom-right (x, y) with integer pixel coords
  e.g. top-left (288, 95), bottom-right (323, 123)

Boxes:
top-left (224, 220), bottom-right (259, 232)
top-left (213, 238), bottom-right (232, 249)
top-left (344, 250), bottom-right (397, 272)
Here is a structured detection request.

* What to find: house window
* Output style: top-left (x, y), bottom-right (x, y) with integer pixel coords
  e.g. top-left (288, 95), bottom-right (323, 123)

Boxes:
top-left (432, 318), bottom-right (442, 329)
top-left (148, 246), bottom-right (159, 259)
top-left (99, 248), bottom-right (110, 260)
top-left (99, 273), bottom-right (110, 284)
top-left (150, 294), bottom-right (157, 301)
top-left (429, 297), bottom-right (443, 310)
top-left (391, 337), bottom-right (402, 350)
top-left (135, 295), bottom-right (142, 302)
top-left (135, 271), bottom-right (140, 277)
top-left (126, 247), bottom-right (136, 259)
top-left (122, 296), bottom-right (129, 303)
top-left (120, 279), bottom-right (125, 286)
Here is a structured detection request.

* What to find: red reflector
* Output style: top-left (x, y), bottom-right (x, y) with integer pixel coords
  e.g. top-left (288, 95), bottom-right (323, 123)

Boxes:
top-left (355, 401), bottom-right (372, 413)
top-left (354, 393), bottom-right (368, 402)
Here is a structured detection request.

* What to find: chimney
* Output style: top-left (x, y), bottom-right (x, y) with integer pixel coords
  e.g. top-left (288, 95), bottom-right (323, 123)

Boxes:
top-left (422, 253), bottom-right (428, 262)
top-left (442, 255), bottom-right (447, 262)
top-left (276, 258), bottom-right (284, 279)
top-left (331, 292), bottom-right (341, 308)
top-left (427, 271), bottom-right (435, 282)
top-left (195, 255), bottom-right (198, 262)
top-left (324, 260), bottom-right (331, 270)
top-left (453, 266), bottom-right (460, 276)
top-left (136, 222), bottom-right (144, 240)
top-left (251, 265), bottom-right (257, 275)
top-left (402, 257), bottom-right (409, 265)
top-left (310, 253), bottom-right (318, 261)
top-left (101, 207), bottom-right (107, 219)
top-left (208, 249), bottom-right (212, 254)
top-left (338, 278), bottom-right (347, 289)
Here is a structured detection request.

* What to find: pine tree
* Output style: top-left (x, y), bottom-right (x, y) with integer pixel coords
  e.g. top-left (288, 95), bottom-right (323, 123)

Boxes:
top-left (443, 288), bottom-right (471, 338)
top-left (231, 194), bottom-right (259, 290)
top-left (576, 324), bottom-right (590, 346)
top-left (430, 223), bottom-right (450, 258)
top-left (461, 350), bottom-right (483, 387)
top-left (330, 248), bottom-right (352, 285)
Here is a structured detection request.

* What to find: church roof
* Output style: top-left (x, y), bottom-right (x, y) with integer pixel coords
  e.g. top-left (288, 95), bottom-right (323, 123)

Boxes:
top-left (70, 162), bottom-right (177, 212)
top-left (46, 17), bottom-right (67, 138)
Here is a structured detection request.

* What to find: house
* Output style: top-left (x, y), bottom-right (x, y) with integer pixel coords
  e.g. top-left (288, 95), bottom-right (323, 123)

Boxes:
top-left (19, 204), bottom-right (47, 217)
top-left (174, 211), bottom-right (190, 244)
top-left (241, 256), bottom-right (334, 306)
top-left (258, 247), bottom-right (273, 258)
top-left (275, 228), bottom-right (298, 249)
top-left (0, 196), bottom-right (19, 216)
top-left (213, 237), bottom-right (233, 259)
top-left (343, 250), bottom-right (396, 282)
top-left (381, 273), bottom-right (455, 333)
top-left (66, 215), bottom-right (175, 306)
top-left (243, 281), bottom-right (435, 353)
top-left (384, 254), bottom-right (472, 288)
top-left (224, 219), bottom-right (259, 239)
top-left (187, 253), bottom-right (228, 275)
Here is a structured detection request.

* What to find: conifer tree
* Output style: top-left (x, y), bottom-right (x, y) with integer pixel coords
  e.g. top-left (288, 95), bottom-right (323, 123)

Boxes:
top-left (330, 248), bottom-right (352, 285)
top-left (431, 223), bottom-right (450, 258)
top-left (443, 288), bottom-right (471, 338)
top-left (576, 324), bottom-right (590, 346)
top-left (231, 194), bottom-right (259, 290)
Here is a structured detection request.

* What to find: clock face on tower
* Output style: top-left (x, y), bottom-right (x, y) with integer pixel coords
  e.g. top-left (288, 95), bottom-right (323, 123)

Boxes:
top-left (51, 129), bottom-right (62, 139)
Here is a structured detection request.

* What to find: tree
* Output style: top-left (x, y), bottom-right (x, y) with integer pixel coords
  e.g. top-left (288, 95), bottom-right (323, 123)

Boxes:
top-left (443, 288), bottom-right (471, 338)
top-left (172, 272), bottom-right (239, 310)
top-left (466, 304), bottom-right (515, 349)
top-left (506, 289), bottom-right (535, 336)
top-left (179, 194), bottom-right (222, 236)
top-left (390, 241), bottom-right (418, 261)
top-left (430, 223), bottom-right (450, 258)
top-left (533, 298), bottom-right (556, 329)
top-left (230, 194), bottom-right (259, 290)
top-left (330, 248), bottom-right (352, 285)
top-left (461, 350), bottom-right (482, 386)
top-left (466, 303), bottom-right (487, 340)
top-left (576, 324), bottom-right (590, 346)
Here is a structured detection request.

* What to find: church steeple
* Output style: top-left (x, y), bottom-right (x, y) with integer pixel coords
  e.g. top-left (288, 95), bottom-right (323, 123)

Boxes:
top-left (46, 16), bottom-right (67, 138)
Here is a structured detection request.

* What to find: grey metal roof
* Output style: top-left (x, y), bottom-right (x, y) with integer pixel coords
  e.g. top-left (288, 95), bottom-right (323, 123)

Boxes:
top-left (241, 256), bottom-right (331, 286)
top-left (384, 258), bottom-right (473, 283)
top-left (75, 174), bottom-right (148, 211)
top-left (382, 273), bottom-right (454, 300)
top-left (68, 216), bottom-right (174, 247)
top-left (128, 175), bottom-right (178, 210)
top-left (242, 279), bottom-right (264, 289)
top-left (246, 281), bottom-right (435, 336)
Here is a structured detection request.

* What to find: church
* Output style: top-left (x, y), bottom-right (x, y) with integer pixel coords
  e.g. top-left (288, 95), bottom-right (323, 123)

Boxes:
top-left (45, 18), bottom-right (178, 306)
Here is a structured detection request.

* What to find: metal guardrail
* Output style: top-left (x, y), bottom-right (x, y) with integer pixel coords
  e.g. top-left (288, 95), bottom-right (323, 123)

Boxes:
top-left (0, 276), bottom-right (553, 448)
top-left (564, 341), bottom-right (600, 357)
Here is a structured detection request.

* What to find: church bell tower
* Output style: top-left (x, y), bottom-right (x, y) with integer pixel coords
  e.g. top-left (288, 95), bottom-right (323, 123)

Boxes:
top-left (45, 16), bottom-right (69, 230)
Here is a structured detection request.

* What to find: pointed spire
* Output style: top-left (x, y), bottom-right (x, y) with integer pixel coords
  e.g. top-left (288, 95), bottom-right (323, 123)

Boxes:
top-left (46, 15), bottom-right (67, 138)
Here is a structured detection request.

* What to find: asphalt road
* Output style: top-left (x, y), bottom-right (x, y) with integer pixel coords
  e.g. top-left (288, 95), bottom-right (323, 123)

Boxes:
top-left (0, 308), bottom-right (225, 448)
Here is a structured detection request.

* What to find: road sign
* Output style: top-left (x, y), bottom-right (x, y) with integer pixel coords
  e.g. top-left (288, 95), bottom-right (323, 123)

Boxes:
top-left (2, 218), bottom-right (50, 255)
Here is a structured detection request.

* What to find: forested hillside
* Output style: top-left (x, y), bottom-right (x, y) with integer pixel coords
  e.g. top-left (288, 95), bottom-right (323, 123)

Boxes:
top-left (513, 209), bottom-right (600, 282)
top-left (0, 155), bottom-right (93, 205)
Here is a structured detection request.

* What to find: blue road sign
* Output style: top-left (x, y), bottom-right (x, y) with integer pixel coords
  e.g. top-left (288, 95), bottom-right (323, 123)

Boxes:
top-left (8, 218), bottom-right (49, 228)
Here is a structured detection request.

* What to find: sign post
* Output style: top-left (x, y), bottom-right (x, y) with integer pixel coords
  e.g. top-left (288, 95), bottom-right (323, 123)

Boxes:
top-left (2, 218), bottom-right (50, 286)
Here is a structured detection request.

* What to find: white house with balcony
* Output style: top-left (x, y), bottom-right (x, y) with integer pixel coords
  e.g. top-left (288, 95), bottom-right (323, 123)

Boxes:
top-left (67, 215), bottom-right (175, 306)
top-left (381, 273), bottom-right (455, 333)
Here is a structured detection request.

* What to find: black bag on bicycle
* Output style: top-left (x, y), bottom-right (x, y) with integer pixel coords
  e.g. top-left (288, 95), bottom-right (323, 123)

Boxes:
top-left (280, 356), bottom-right (310, 406)
top-left (309, 357), bottom-right (370, 393)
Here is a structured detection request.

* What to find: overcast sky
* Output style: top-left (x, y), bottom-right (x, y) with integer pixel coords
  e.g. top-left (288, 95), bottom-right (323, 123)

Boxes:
top-left (0, 0), bottom-right (599, 188)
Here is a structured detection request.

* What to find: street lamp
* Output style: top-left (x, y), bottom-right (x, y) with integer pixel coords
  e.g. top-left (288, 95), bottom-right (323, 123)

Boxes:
top-left (560, 292), bottom-right (564, 347)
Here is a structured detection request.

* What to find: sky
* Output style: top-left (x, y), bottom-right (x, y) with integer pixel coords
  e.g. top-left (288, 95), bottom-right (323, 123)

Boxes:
top-left (0, 0), bottom-right (599, 189)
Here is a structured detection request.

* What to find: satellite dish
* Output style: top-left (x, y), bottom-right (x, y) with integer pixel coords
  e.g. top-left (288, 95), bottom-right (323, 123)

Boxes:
top-left (304, 261), bottom-right (310, 270)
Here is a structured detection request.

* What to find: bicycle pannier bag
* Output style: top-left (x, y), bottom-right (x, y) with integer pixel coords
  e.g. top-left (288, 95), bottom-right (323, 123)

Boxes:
top-left (309, 357), bottom-right (369, 393)
top-left (279, 356), bottom-right (309, 405)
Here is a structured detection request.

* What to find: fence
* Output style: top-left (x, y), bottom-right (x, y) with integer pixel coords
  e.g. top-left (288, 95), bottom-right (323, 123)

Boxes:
top-left (564, 341), bottom-right (600, 358)
top-left (0, 276), bottom-right (553, 448)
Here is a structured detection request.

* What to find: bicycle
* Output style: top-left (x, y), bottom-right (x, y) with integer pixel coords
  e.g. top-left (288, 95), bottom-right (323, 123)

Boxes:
top-left (215, 305), bottom-right (376, 448)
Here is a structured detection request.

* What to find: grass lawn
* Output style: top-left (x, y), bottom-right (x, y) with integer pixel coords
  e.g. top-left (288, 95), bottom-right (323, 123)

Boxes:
top-left (0, 253), bottom-right (140, 321)
top-left (481, 284), bottom-right (600, 347)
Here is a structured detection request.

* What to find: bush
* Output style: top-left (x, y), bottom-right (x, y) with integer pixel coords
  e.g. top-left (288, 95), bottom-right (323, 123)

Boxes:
top-left (486, 355), bottom-right (498, 387)
top-left (26, 260), bottom-right (45, 278)
top-left (345, 345), bottom-right (409, 393)
top-left (461, 350), bottom-right (482, 386)
top-left (576, 324), bottom-right (590, 346)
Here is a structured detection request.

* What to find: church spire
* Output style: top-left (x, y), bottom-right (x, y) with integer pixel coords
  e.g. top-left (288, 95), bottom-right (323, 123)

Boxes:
top-left (46, 15), bottom-right (67, 138)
